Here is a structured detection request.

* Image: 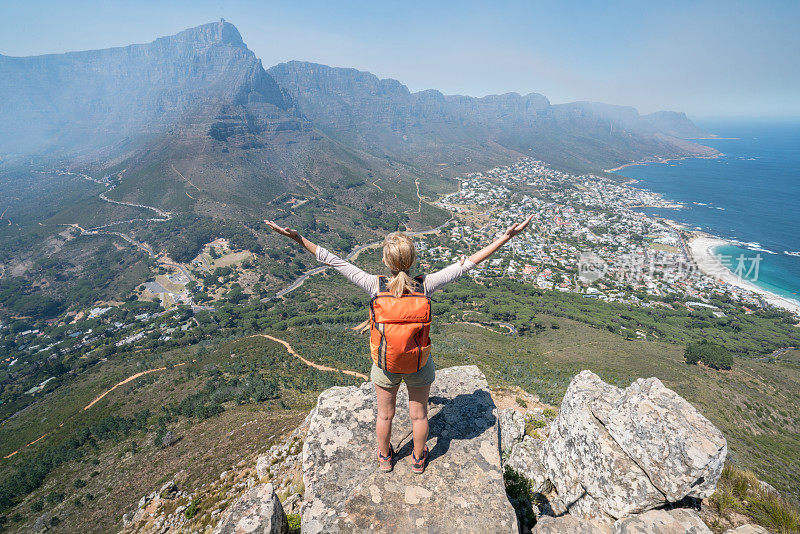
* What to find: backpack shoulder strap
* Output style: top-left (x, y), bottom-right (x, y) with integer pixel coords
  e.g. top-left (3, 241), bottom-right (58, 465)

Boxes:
top-left (377, 275), bottom-right (389, 294)
top-left (414, 274), bottom-right (426, 295)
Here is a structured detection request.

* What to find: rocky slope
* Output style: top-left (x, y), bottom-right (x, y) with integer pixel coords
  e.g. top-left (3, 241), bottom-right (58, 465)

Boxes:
top-left (122, 366), bottom-right (777, 534)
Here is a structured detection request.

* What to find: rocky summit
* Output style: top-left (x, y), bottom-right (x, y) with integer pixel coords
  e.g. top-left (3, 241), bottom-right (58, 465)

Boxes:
top-left (301, 365), bottom-right (517, 533)
top-left (122, 367), bottom-right (775, 534)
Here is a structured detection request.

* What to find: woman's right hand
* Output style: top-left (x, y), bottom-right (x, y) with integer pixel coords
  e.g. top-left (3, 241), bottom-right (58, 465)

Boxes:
top-left (265, 220), bottom-right (300, 241)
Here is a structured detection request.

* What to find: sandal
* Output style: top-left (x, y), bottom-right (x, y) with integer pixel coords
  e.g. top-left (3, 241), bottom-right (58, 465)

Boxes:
top-left (411, 445), bottom-right (429, 474)
top-left (377, 445), bottom-right (394, 472)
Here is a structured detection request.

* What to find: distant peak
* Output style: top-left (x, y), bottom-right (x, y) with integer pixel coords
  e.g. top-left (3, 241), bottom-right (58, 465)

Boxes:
top-left (168, 20), bottom-right (246, 48)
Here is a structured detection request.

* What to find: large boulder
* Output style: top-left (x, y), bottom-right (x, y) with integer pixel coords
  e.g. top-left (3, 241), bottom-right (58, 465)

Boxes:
top-left (602, 378), bottom-right (727, 501)
top-left (540, 371), bottom-right (726, 520)
top-left (613, 508), bottom-right (711, 534)
top-left (301, 365), bottom-right (517, 533)
top-left (212, 483), bottom-right (289, 534)
top-left (540, 371), bottom-right (663, 519)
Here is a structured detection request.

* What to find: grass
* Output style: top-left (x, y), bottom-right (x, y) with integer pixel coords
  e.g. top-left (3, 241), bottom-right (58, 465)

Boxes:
top-left (503, 465), bottom-right (537, 531)
top-left (710, 464), bottom-right (800, 534)
top-left (287, 513), bottom-right (301, 534)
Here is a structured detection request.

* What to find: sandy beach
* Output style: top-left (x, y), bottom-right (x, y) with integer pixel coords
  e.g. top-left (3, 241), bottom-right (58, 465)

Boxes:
top-left (688, 235), bottom-right (800, 316)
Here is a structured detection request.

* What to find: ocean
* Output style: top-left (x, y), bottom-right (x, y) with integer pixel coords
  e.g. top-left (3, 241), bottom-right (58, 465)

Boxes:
top-left (619, 118), bottom-right (800, 306)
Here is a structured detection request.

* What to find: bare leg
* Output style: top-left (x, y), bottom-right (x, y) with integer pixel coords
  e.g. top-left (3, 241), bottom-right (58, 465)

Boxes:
top-left (407, 384), bottom-right (431, 459)
top-left (375, 384), bottom-right (399, 456)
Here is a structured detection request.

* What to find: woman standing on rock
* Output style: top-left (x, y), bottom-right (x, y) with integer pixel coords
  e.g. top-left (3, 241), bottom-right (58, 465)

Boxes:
top-left (266, 215), bottom-right (532, 473)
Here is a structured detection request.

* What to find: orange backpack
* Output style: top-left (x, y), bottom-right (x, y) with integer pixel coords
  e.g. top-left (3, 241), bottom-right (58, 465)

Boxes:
top-left (369, 275), bottom-right (432, 374)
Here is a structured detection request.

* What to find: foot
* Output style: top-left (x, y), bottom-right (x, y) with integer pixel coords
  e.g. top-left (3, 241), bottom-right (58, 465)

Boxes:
top-left (377, 445), bottom-right (394, 472)
top-left (411, 445), bottom-right (429, 474)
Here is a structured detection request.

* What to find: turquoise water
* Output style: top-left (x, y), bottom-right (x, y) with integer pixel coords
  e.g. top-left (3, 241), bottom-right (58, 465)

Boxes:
top-left (621, 119), bottom-right (800, 305)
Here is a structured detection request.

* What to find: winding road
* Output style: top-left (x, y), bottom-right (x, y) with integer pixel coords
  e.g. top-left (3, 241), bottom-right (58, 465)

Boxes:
top-left (60, 170), bottom-right (172, 258)
top-left (255, 334), bottom-right (368, 380)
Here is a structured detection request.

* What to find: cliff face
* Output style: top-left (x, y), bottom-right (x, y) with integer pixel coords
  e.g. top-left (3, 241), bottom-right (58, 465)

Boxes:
top-left (1, 20), bottom-right (721, 225)
top-left (0, 20), bottom-right (288, 156)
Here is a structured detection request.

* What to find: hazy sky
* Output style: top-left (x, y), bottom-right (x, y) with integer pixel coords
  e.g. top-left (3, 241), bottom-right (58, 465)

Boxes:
top-left (1, 0), bottom-right (798, 117)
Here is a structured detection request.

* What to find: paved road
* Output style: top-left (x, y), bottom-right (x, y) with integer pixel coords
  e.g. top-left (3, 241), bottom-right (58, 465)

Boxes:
top-left (751, 346), bottom-right (797, 362)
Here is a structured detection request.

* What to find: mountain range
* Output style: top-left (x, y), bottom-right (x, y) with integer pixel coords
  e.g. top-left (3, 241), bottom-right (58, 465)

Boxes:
top-left (0, 20), bottom-right (717, 224)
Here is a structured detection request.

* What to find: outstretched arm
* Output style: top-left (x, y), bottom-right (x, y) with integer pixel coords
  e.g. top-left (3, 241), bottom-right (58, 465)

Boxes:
top-left (467, 214), bottom-right (534, 265)
top-left (265, 220), bottom-right (379, 295)
top-left (424, 214), bottom-right (534, 295)
top-left (265, 220), bottom-right (318, 255)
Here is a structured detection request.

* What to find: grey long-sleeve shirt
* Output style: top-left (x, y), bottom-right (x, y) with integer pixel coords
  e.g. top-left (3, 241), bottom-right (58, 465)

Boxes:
top-left (315, 246), bottom-right (475, 297)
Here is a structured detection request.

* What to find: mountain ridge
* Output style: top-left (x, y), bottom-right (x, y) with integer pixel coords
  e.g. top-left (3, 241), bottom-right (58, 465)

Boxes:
top-left (268, 59), bottom-right (715, 171)
top-left (1, 20), bottom-right (715, 172)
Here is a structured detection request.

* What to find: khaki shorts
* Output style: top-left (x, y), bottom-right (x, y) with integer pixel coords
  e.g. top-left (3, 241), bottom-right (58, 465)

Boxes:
top-left (370, 357), bottom-right (436, 389)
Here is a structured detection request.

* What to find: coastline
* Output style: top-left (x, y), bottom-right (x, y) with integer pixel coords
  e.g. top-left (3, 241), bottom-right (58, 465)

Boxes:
top-left (605, 153), bottom-right (720, 173)
top-left (687, 234), bottom-right (800, 316)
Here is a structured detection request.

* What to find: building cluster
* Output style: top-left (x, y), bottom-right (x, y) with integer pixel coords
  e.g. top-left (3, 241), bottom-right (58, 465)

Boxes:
top-left (427, 158), bottom-right (768, 311)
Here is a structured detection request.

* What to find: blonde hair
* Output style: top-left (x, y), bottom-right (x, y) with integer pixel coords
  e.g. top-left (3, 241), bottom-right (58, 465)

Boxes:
top-left (382, 232), bottom-right (417, 297)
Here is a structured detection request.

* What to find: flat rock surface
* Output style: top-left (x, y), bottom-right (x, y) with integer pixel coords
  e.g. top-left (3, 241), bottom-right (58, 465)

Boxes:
top-left (301, 365), bottom-right (517, 533)
top-left (613, 508), bottom-right (711, 534)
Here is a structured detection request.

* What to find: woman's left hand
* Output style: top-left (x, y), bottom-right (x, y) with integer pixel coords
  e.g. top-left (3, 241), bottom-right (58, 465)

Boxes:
top-left (504, 214), bottom-right (534, 238)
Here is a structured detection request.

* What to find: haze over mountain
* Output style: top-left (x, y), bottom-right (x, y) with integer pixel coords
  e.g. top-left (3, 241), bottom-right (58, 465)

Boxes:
top-left (0, 20), bottom-right (716, 196)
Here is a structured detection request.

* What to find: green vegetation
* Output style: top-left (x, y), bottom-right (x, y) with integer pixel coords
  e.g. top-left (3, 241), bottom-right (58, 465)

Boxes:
top-left (503, 465), bottom-right (537, 531)
top-left (685, 340), bottom-right (734, 370)
top-left (0, 412), bottom-right (149, 511)
top-left (710, 464), bottom-right (800, 533)
top-left (287, 513), bottom-right (301, 534)
top-left (0, 240), bottom-right (150, 319)
top-left (0, 330), bottom-right (358, 530)
top-left (137, 214), bottom-right (262, 263)
top-left (184, 499), bottom-right (199, 519)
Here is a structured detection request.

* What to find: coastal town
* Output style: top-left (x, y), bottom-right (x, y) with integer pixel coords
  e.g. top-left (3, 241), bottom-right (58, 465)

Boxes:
top-left (420, 158), bottom-right (799, 318)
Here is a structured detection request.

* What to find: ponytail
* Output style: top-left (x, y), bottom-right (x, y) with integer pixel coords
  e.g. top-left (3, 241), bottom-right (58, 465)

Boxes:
top-left (382, 232), bottom-right (418, 296)
top-left (387, 270), bottom-right (417, 297)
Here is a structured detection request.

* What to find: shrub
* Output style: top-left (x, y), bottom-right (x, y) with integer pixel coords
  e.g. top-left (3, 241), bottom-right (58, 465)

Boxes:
top-left (287, 513), bottom-right (301, 534)
top-left (45, 491), bottom-right (64, 504)
top-left (503, 465), bottom-right (536, 531)
top-left (184, 500), bottom-right (199, 519)
top-left (524, 416), bottom-right (546, 436)
top-left (684, 340), bottom-right (733, 370)
top-left (710, 464), bottom-right (800, 534)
